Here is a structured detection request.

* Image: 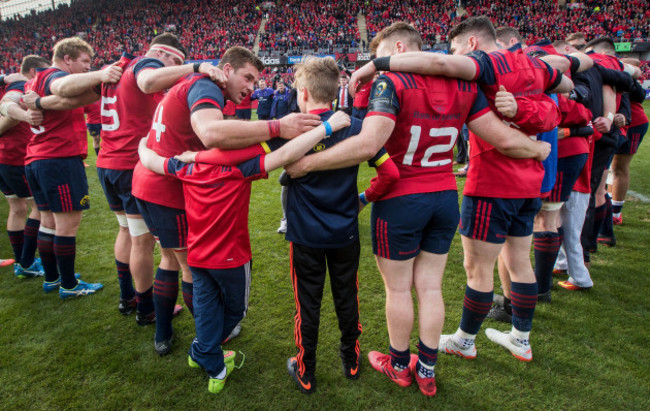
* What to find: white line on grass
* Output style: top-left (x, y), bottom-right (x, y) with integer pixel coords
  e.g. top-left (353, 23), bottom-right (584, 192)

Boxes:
top-left (628, 190), bottom-right (650, 203)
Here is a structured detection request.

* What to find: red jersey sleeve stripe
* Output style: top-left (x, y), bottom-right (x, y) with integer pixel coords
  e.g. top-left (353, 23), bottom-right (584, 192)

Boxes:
top-left (191, 98), bottom-right (222, 111)
top-left (467, 106), bottom-right (491, 123)
top-left (366, 111), bottom-right (397, 121)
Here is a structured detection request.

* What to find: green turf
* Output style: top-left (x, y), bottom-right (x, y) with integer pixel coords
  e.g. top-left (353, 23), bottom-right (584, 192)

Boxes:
top-left (0, 104), bottom-right (648, 409)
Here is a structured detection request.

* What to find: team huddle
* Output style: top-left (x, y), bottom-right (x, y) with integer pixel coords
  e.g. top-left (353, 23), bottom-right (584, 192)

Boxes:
top-left (0, 16), bottom-right (646, 397)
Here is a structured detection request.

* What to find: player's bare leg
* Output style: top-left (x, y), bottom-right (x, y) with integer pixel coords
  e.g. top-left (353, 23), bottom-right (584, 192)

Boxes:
top-left (413, 251), bottom-right (447, 349)
top-left (375, 256), bottom-right (415, 351)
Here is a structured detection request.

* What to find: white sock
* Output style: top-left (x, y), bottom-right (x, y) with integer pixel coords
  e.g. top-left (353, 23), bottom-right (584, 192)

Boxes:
top-left (455, 328), bottom-right (477, 348)
top-left (510, 327), bottom-right (530, 346)
top-left (212, 366), bottom-right (227, 380)
top-left (417, 360), bottom-right (435, 378)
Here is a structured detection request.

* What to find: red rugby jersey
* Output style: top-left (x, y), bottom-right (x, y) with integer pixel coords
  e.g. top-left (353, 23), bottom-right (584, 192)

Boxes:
top-left (366, 72), bottom-right (489, 200)
top-left (83, 99), bottom-right (101, 124)
top-left (24, 68), bottom-right (87, 164)
top-left (463, 45), bottom-right (563, 198)
top-left (353, 81), bottom-right (372, 109)
top-left (131, 74), bottom-right (224, 209)
top-left (0, 81), bottom-right (32, 165)
top-left (97, 55), bottom-right (165, 170)
top-left (164, 156), bottom-right (267, 269)
top-left (557, 95), bottom-right (592, 159)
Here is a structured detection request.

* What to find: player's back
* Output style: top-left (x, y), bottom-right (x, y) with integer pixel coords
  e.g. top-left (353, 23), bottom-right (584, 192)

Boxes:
top-left (98, 54), bottom-right (165, 170)
top-left (376, 72), bottom-right (488, 198)
top-left (132, 74), bottom-right (211, 209)
top-left (25, 68), bottom-right (87, 164)
top-left (0, 81), bottom-right (32, 165)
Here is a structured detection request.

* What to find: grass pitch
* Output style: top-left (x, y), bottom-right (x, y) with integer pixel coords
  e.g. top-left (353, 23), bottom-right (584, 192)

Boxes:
top-left (0, 104), bottom-right (649, 410)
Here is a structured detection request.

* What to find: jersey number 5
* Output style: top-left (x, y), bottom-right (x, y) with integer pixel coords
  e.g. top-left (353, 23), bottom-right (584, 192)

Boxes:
top-left (403, 126), bottom-right (458, 167)
top-left (101, 96), bottom-right (120, 131)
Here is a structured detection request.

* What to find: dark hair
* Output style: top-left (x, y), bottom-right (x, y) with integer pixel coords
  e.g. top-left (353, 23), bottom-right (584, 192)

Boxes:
top-left (495, 26), bottom-right (523, 45)
top-left (21, 55), bottom-right (50, 74)
top-left (448, 16), bottom-right (496, 44)
top-left (151, 32), bottom-right (188, 58)
top-left (585, 37), bottom-right (616, 53)
top-left (218, 46), bottom-right (264, 73)
top-left (369, 21), bottom-right (422, 54)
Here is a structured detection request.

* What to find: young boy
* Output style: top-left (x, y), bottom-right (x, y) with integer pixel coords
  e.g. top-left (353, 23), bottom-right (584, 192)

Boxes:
top-left (138, 106), bottom-right (351, 394)
top-left (282, 57), bottom-right (397, 394)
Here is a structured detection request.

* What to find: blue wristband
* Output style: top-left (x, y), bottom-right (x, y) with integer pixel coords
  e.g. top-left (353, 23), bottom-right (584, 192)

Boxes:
top-left (323, 121), bottom-right (332, 137)
top-left (359, 192), bottom-right (368, 205)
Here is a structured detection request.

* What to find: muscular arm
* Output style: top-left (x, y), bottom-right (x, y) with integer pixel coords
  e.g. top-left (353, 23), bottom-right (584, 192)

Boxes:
top-left (284, 115), bottom-right (395, 177)
top-left (540, 55), bottom-right (570, 73)
top-left (37, 90), bottom-right (100, 110)
top-left (569, 52), bottom-right (594, 72)
top-left (50, 65), bottom-right (122, 97)
top-left (467, 110), bottom-right (550, 160)
top-left (547, 74), bottom-right (574, 94)
top-left (387, 52), bottom-right (477, 81)
top-left (0, 115), bottom-right (19, 134)
top-left (265, 111), bottom-right (350, 172)
top-left (137, 63), bottom-right (201, 94)
top-left (138, 138), bottom-right (166, 175)
top-left (190, 108), bottom-right (322, 149)
top-left (349, 53), bottom-right (477, 94)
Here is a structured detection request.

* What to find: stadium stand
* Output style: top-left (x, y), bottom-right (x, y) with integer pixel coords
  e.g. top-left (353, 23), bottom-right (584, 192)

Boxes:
top-left (0, 0), bottom-right (649, 73)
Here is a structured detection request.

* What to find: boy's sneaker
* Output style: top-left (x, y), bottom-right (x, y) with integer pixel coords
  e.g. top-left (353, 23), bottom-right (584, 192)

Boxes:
top-left (287, 357), bottom-right (315, 394)
top-left (409, 354), bottom-right (436, 397)
top-left (341, 350), bottom-right (361, 380)
top-left (208, 356), bottom-right (236, 394)
top-left (43, 273), bottom-right (81, 293)
top-left (59, 280), bottom-right (103, 299)
top-left (118, 297), bottom-right (137, 315)
top-left (367, 351), bottom-right (412, 387)
top-left (438, 334), bottom-right (477, 359)
top-left (277, 218), bottom-right (287, 234)
top-left (0, 258), bottom-right (15, 267)
top-left (485, 328), bottom-right (533, 362)
top-left (14, 259), bottom-right (45, 278)
top-left (189, 350), bottom-right (235, 370)
top-left (613, 215), bottom-right (622, 225)
top-left (552, 268), bottom-right (567, 276)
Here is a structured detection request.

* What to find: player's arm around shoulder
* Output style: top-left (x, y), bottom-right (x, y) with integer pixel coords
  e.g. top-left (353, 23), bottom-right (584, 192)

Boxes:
top-left (138, 137), bottom-right (167, 175)
top-left (50, 64), bottom-right (122, 97)
top-left (265, 110), bottom-right (350, 172)
top-left (468, 109), bottom-right (550, 161)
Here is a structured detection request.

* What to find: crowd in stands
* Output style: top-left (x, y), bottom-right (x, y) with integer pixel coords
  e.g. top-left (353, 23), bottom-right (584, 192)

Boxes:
top-left (0, 0), bottom-right (649, 74)
top-left (0, 0), bottom-right (261, 73)
top-left (259, 0), bottom-right (361, 56)
top-left (462, 0), bottom-right (649, 45)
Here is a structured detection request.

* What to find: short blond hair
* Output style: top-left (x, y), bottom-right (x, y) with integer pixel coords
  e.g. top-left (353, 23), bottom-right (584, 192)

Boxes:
top-left (293, 56), bottom-right (340, 104)
top-left (53, 37), bottom-right (94, 62)
top-left (370, 22), bottom-right (423, 54)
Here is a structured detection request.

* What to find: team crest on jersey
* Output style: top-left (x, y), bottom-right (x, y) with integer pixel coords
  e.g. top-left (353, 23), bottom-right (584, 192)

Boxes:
top-left (80, 195), bottom-right (90, 206)
top-left (313, 143), bottom-right (326, 152)
top-left (374, 81), bottom-right (387, 97)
